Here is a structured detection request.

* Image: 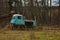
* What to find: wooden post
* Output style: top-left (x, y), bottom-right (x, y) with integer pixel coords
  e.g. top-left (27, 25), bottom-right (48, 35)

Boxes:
top-left (34, 16), bottom-right (36, 21)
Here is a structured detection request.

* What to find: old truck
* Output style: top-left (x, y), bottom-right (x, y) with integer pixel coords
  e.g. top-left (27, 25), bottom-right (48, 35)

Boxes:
top-left (10, 14), bottom-right (36, 29)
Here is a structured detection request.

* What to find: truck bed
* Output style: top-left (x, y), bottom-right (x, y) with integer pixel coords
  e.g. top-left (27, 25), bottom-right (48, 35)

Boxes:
top-left (24, 20), bottom-right (34, 27)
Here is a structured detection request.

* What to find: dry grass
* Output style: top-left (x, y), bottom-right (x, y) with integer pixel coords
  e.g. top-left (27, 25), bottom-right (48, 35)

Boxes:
top-left (0, 25), bottom-right (60, 40)
top-left (0, 28), bottom-right (60, 40)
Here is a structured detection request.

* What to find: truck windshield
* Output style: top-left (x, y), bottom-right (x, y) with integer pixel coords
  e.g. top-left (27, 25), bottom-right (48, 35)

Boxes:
top-left (18, 16), bottom-right (21, 19)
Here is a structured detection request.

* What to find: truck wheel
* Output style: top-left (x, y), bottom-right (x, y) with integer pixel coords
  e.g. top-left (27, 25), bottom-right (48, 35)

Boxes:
top-left (20, 25), bottom-right (25, 30)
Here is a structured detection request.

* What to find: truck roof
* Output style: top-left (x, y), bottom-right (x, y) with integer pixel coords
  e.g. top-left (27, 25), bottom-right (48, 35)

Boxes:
top-left (13, 14), bottom-right (22, 17)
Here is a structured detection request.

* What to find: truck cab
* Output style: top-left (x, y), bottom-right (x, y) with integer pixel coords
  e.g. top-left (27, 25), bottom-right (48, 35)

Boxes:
top-left (10, 14), bottom-right (25, 25)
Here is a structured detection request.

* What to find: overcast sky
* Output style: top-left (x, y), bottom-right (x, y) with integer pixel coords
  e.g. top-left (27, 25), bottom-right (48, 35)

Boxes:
top-left (12, 0), bottom-right (59, 6)
top-left (48, 0), bottom-right (59, 6)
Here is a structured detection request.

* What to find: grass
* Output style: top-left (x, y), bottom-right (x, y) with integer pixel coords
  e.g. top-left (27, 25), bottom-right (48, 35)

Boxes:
top-left (0, 27), bottom-right (60, 40)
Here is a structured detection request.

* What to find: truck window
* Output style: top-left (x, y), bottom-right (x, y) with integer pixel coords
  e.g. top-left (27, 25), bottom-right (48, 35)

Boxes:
top-left (18, 16), bottom-right (21, 19)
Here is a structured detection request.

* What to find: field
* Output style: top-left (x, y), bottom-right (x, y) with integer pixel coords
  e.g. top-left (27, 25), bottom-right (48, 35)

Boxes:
top-left (0, 26), bottom-right (60, 40)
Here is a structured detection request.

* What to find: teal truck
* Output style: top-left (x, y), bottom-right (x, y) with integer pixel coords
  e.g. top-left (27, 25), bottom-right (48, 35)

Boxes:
top-left (10, 14), bottom-right (36, 29)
